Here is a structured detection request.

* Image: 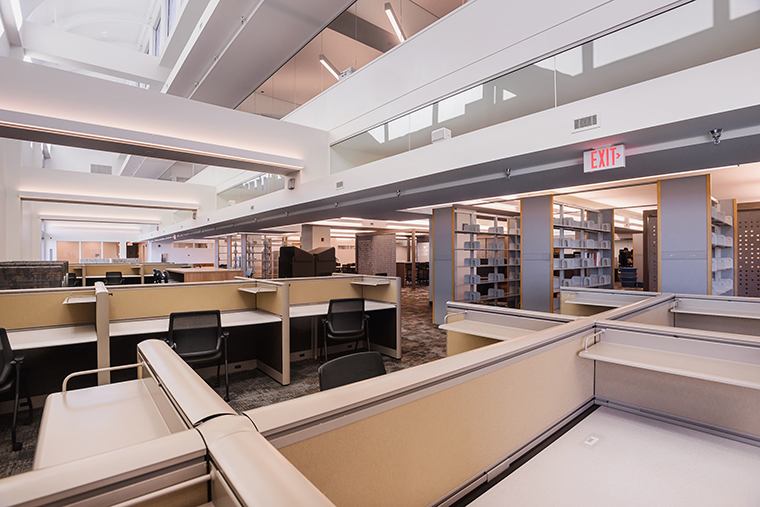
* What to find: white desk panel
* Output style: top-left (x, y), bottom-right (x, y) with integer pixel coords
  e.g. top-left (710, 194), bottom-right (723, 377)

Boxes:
top-left (109, 310), bottom-right (281, 337)
top-left (439, 320), bottom-right (538, 341)
top-left (8, 325), bottom-right (97, 350)
top-left (470, 407), bottom-right (760, 507)
top-left (289, 301), bottom-right (396, 318)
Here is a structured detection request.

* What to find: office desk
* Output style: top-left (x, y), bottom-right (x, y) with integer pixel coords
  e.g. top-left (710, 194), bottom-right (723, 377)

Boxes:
top-left (110, 309), bottom-right (286, 384)
top-left (85, 274), bottom-right (142, 286)
top-left (8, 324), bottom-right (97, 350)
top-left (289, 300), bottom-right (398, 360)
top-left (109, 309), bottom-right (282, 336)
top-left (165, 268), bottom-right (243, 282)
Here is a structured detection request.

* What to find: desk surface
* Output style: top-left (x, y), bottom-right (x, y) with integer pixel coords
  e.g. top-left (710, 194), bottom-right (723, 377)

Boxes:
top-left (166, 267), bottom-right (240, 274)
top-left (289, 300), bottom-right (396, 318)
top-left (110, 309), bottom-right (282, 337)
top-left (8, 325), bottom-right (97, 350)
top-left (470, 407), bottom-right (760, 507)
top-left (34, 379), bottom-right (173, 469)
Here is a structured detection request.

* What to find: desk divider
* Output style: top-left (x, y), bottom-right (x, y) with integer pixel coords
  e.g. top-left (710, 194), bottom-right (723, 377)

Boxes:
top-left (286, 276), bottom-right (363, 306)
top-left (0, 287), bottom-right (96, 329)
top-left (95, 283), bottom-right (110, 385)
top-left (268, 324), bottom-right (594, 507)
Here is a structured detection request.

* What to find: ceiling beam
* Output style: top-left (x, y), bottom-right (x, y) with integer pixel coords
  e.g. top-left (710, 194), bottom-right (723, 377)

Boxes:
top-left (20, 21), bottom-right (170, 89)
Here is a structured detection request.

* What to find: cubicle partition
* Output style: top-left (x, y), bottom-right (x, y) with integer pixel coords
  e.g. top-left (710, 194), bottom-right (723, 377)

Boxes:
top-left (246, 319), bottom-right (595, 507)
top-left (558, 287), bottom-right (661, 316)
top-left (0, 284), bottom-right (109, 399)
top-left (107, 279), bottom-right (289, 384)
top-left (284, 275), bottom-right (402, 360)
top-left (440, 301), bottom-right (576, 355)
top-left (70, 262), bottom-right (184, 285)
top-left (0, 340), bottom-right (335, 507)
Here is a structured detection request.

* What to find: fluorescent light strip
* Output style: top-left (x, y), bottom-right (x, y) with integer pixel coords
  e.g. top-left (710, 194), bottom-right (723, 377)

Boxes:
top-left (384, 3), bottom-right (406, 42)
top-left (319, 54), bottom-right (340, 81)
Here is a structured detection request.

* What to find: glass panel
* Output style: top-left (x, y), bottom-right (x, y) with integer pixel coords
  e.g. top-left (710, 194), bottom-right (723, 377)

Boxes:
top-left (57, 241), bottom-right (79, 263)
top-left (81, 242), bottom-right (101, 260)
top-left (557, 0), bottom-right (760, 105)
top-left (216, 174), bottom-right (286, 209)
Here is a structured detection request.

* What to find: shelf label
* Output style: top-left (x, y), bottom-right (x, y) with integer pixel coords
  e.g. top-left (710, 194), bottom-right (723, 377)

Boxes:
top-left (583, 144), bottom-right (625, 173)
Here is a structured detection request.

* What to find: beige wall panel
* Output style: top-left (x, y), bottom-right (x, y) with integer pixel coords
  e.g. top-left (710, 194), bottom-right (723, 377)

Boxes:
top-left (559, 300), bottom-right (609, 317)
top-left (362, 280), bottom-right (398, 303)
top-left (674, 313), bottom-right (760, 337)
top-left (447, 332), bottom-right (500, 356)
top-left (596, 362), bottom-right (760, 437)
top-left (620, 304), bottom-right (674, 326)
top-left (0, 291), bottom-right (94, 329)
top-left (255, 289), bottom-right (284, 316)
top-left (85, 264), bottom-right (141, 276)
top-left (288, 279), bottom-right (361, 305)
top-left (279, 338), bottom-right (593, 507)
top-left (109, 285), bottom-right (252, 320)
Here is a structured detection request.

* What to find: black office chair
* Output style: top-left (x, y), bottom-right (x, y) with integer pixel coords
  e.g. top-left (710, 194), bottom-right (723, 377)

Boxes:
top-left (321, 298), bottom-right (369, 362)
top-left (163, 270), bottom-right (173, 283)
top-left (0, 328), bottom-right (33, 451)
top-left (152, 268), bottom-right (163, 283)
top-left (105, 271), bottom-right (125, 285)
top-left (66, 273), bottom-right (81, 287)
top-left (167, 310), bottom-right (229, 401)
top-left (318, 351), bottom-right (386, 391)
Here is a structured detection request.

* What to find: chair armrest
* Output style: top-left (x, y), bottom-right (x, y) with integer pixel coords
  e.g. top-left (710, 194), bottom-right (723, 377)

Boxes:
top-left (11, 355), bottom-right (25, 365)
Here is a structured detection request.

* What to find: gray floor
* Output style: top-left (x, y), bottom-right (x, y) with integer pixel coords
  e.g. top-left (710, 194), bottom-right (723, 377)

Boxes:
top-left (470, 407), bottom-right (760, 506)
top-left (0, 286), bottom-right (444, 479)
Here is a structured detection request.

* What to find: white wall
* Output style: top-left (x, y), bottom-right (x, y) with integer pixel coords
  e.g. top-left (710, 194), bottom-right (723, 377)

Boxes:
top-left (331, 237), bottom-right (355, 264)
top-left (0, 138), bottom-right (216, 261)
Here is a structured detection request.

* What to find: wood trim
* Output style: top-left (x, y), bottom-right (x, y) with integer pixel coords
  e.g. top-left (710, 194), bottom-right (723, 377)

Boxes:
top-left (707, 174), bottom-right (712, 296)
top-left (656, 181), bottom-right (662, 292)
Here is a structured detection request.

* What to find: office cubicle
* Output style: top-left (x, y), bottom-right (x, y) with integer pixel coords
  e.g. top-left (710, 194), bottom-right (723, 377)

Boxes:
top-left (4, 284), bottom-right (760, 506)
top-left (440, 301), bottom-right (576, 355)
top-left (557, 287), bottom-right (661, 316)
top-left (69, 262), bottom-right (181, 285)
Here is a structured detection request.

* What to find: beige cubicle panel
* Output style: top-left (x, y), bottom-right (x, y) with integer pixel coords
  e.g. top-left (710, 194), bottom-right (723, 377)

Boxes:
top-left (250, 321), bottom-right (594, 507)
top-left (286, 276), bottom-right (363, 305)
top-left (0, 286), bottom-right (96, 329)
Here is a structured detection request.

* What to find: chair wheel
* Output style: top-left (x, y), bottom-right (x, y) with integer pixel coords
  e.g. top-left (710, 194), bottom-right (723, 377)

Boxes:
top-left (12, 442), bottom-right (22, 452)
top-left (223, 396), bottom-right (230, 402)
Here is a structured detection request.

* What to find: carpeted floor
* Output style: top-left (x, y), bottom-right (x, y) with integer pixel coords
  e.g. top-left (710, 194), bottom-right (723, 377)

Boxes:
top-left (0, 286), bottom-right (445, 479)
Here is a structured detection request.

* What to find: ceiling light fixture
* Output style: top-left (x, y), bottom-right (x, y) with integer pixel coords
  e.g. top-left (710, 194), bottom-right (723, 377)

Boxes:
top-left (384, 3), bottom-right (406, 42)
top-left (319, 54), bottom-right (340, 81)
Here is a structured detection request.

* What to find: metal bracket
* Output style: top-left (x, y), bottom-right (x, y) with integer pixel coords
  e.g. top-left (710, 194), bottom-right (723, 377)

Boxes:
top-left (583, 329), bottom-right (605, 351)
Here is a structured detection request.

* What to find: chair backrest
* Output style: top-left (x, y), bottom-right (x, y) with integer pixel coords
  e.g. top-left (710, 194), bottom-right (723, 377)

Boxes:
top-left (66, 272), bottom-right (77, 287)
top-left (318, 351), bottom-right (386, 391)
top-left (168, 310), bottom-right (222, 355)
top-left (105, 271), bottom-right (122, 284)
top-left (327, 298), bottom-right (365, 333)
top-left (0, 328), bottom-right (14, 388)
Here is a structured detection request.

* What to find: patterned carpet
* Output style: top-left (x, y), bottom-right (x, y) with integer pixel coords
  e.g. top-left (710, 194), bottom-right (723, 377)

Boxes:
top-left (0, 286), bottom-right (445, 479)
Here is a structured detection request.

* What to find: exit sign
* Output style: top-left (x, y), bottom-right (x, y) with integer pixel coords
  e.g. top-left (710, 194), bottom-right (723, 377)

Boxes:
top-left (583, 144), bottom-right (625, 173)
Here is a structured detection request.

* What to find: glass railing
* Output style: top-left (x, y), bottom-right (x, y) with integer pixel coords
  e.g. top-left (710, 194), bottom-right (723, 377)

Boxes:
top-left (216, 174), bottom-right (286, 210)
top-left (331, 0), bottom-right (760, 173)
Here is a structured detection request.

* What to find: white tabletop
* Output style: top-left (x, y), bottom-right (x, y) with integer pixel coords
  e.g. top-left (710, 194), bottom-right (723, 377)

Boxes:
top-left (289, 300), bottom-right (396, 318)
top-left (109, 309), bottom-right (281, 337)
top-left (34, 379), bottom-right (173, 469)
top-left (8, 325), bottom-right (97, 350)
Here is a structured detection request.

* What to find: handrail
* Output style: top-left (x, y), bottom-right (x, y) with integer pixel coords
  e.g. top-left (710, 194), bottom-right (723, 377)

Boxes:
top-left (62, 362), bottom-right (142, 393)
top-left (443, 311), bottom-right (467, 324)
top-left (583, 329), bottom-right (605, 351)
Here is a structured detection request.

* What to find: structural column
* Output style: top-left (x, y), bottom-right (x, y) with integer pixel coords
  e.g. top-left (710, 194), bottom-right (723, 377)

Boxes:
top-left (521, 195), bottom-right (554, 312)
top-left (658, 175), bottom-right (710, 294)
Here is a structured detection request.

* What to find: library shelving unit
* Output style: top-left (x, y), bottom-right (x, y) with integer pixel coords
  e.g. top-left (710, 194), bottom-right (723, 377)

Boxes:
top-left (245, 235), bottom-right (284, 279)
top-left (711, 198), bottom-right (736, 296)
top-left (454, 208), bottom-right (521, 308)
top-left (552, 203), bottom-right (613, 311)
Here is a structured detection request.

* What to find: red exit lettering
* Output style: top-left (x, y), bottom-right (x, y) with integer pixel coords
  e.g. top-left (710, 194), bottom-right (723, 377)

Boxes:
top-left (584, 144), bottom-right (625, 173)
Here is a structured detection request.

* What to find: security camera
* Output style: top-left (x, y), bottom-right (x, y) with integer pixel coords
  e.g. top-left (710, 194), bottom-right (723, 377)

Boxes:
top-left (709, 128), bottom-right (723, 145)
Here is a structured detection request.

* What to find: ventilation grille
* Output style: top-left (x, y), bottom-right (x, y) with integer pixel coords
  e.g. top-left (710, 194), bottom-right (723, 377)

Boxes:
top-left (573, 114), bottom-right (598, 131)
top-left (336, 181), bottom-right (344, 189)
top-left (91, 164), bottom-right (112, 175)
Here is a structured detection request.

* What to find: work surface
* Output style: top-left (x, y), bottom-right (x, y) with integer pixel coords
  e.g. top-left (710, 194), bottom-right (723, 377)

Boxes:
top-left (469, 407), bottom-right (760, 506)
